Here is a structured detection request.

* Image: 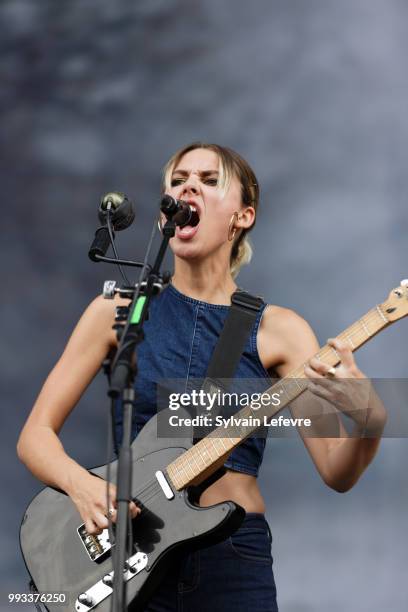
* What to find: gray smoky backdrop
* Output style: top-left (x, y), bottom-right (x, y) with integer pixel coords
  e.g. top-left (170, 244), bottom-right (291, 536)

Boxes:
top-left (1, 1), bottom-right (407, 611)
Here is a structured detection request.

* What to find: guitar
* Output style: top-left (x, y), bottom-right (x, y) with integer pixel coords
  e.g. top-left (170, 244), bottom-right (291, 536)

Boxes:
top-left (20, 282), bottom-right (408, 612)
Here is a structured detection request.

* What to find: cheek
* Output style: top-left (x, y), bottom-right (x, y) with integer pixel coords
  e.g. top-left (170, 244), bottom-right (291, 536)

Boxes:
top-left (199, 214), bottom-right (233, 248)
top-left (203, 210), bottom-right (230, 233)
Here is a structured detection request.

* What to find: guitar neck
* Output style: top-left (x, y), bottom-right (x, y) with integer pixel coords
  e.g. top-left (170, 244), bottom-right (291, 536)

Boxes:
top-left (166, 303), bottom-right (392, 490)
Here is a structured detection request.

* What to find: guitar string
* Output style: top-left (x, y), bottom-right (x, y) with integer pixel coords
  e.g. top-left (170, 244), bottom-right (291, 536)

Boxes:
top-left (131, 479), bottom-right (161, 501)
top-left (277, 307), bottom-right (389, 378)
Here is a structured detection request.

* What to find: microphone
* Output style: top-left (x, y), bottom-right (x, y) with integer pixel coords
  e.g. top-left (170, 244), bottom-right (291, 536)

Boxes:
top-left (89, 192), bottom-right (135, 261)
top-left (160, 195), bottom-right (199, 228)
top-left (99, 192), bottom-right (135, 231)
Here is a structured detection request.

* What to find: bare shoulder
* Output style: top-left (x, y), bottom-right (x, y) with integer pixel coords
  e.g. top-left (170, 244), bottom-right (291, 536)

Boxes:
top-left (258, 304), bottom-right (319, 373)
top-left (78, 293), bottom-right (131, 350)
top-left (260, 304), bottom-right (316, 339)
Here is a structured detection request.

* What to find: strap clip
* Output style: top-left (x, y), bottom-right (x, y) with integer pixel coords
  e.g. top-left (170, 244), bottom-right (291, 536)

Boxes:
top-left (231, 290), bottom-right (264, 312)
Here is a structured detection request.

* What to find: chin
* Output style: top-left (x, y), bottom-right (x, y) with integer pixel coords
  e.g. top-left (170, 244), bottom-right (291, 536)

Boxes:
top-left (170, 241), bottom-right (203, 261)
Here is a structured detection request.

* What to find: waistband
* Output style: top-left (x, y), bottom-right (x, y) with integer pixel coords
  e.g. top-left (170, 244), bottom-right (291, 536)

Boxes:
top-left (242, 512), bottom-right (267, 525)
top-left (240, 512), bottom-right (272, 540)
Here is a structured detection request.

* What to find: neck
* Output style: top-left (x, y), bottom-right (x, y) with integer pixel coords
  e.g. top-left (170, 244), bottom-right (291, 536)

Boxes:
top-left (172, 254), bottom-right (237, 305)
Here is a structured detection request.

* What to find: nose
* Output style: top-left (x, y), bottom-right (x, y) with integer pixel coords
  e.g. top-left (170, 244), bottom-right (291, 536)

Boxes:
top-left (181, 175), bottom-right (199, 197)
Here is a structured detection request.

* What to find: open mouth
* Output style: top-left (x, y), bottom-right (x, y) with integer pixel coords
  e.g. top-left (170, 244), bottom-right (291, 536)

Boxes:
top-left (185, 205), bottom-right (200, 228)
top-left (175, 203), bottom-right (200, 229)
top-left (175, 203), bottom-right (201, 239)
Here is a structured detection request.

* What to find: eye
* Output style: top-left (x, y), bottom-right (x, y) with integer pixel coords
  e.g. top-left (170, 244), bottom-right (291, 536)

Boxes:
top-left (203, 178), bottom-right (218, 186)
top-left (170, 178), bottom-right (185, 186)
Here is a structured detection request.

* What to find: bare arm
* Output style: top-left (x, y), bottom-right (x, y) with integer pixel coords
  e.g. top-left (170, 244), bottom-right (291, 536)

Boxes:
top-left (261, 307), bottom-right (387, 492)
top-left (17, 295), bottom-right (139, 533)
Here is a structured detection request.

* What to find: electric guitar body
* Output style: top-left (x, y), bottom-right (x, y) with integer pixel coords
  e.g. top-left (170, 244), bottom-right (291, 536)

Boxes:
top-left (20, 410), bottom-right (245, 612)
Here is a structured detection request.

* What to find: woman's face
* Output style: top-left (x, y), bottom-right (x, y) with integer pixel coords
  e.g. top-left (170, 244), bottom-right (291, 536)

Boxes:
top-left (164, 148), bottom-right (246, 262)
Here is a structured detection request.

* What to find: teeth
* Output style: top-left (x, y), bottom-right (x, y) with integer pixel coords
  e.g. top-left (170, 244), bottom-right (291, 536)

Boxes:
top-left (189, 205), bottom-right (197, 212)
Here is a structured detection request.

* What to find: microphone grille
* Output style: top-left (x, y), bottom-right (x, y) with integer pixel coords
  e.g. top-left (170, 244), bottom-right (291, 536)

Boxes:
top-left (101, 192), bottom-right (126, 210)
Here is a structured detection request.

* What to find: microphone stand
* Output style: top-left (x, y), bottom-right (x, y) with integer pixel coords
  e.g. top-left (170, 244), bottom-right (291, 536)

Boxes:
top-left (106, 217), bottom-right (176, 612)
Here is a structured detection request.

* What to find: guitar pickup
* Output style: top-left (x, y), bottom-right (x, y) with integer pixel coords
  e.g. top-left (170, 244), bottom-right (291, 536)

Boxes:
top-left (77, 524), bottom-right (113, 562)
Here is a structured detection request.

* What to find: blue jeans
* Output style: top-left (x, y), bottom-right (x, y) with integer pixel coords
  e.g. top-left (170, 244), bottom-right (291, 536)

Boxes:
top-left (145, 513), bottom-right (278, 612)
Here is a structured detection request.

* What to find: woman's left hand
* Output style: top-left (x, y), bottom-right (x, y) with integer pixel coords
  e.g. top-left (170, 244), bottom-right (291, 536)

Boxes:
top-left (304, 338), bottom-right (384, 432)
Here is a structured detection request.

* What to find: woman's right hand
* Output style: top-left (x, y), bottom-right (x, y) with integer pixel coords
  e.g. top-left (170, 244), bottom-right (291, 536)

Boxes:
top-left (67, 472), bottom-right (140, 535)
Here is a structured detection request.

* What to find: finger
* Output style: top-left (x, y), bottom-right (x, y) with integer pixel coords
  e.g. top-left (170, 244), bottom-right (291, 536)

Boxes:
top-left (328, 338), bottom-right (355, 369)
top-left (129, 501), bottom-right (141, 519)
top-left (304, 364), bottom-right (325, 379)
top-left (85, 518), bottom-right (103, 536)
top-left (95, 512), bottom-right (109, 530)
top-left (308, 381), bottom-right (335, 402)
top-left (308, 357), bottom-right (330, 375)
top-left (105, 505), bottom-right (117, 523)
top-left (108, 484), bottom-right (117, 503)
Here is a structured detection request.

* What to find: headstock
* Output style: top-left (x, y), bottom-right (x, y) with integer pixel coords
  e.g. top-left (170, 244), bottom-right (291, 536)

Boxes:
top-left (383, 280), bottom-right (408, 322)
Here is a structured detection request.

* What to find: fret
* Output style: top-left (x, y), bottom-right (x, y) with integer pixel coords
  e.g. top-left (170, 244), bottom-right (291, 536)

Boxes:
top-left (190, 448), bottom-right (203, 472)
top-left (191, 445), bottom-right (206, 469)
top-left (187, 458), bottom-right (198, 478)
top-left (346, 334), bottom-right (355, 349)
top-left (331, 346), bottom-right (340, 360)
top-left (197, 444), bottom-right (210, 467)
top-left (360, 318), bottom-right (371, 337)
top-left (280, 379), bottom-right (301, 401)
top-left (219, 438), bottom-right (229, 452)
top-left (210, 438), bottom-right (222, 457)
top-left (292, 377), bottom-right (307, 393)
top-left (277, 383), bottom-right (290, 401)
top-left (376, 304), bottom-right (388, 324)
top-left (169, 464), bottom-right (185, 488)
top-left (178, 457), bottom-right (194, 479)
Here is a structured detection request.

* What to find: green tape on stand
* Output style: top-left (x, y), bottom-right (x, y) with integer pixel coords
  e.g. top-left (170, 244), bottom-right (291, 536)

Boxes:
top-left (130, 296), bottom-right (147, 324)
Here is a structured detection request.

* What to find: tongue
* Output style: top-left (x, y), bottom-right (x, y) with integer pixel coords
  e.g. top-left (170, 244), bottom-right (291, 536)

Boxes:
top-left (178, 224), bottom-right (197, 238)
top-left (179, 225), bottom-right (194, 233)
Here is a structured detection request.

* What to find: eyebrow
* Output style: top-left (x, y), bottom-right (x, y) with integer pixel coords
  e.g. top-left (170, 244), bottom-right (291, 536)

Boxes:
top-left (171, 169), bottom-right (219, 177)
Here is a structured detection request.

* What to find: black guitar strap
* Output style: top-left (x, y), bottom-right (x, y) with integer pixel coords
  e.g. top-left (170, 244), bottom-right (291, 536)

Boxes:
top-left (201, 289), bottom-right (265, 402)
top-left (190, 289), bottom-right (265, 468)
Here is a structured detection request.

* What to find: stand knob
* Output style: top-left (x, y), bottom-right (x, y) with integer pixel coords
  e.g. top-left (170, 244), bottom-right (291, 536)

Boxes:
top-left (103, 280), bottom-right (117, 299)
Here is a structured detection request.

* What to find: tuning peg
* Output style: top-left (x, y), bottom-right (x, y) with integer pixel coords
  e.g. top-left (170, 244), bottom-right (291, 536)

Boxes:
top-left (400, 279), bottom-right (408, 287)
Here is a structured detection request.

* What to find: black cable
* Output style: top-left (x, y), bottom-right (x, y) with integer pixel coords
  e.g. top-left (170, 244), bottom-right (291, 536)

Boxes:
top-left (106, 211), bottom-right (131, 286)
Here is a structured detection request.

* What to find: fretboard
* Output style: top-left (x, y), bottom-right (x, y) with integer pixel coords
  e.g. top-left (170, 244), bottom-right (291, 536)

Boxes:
top-left (166, 303), bottom-right (390, 490)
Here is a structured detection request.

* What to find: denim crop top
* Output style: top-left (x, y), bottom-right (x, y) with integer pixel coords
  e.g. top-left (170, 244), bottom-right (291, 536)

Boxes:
top-left (114, 283), bottom-right (274, 477)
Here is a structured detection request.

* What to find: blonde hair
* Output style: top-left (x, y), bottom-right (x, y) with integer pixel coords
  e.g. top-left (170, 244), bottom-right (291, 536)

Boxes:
top-left (162, 142), bottom-right (259, 278)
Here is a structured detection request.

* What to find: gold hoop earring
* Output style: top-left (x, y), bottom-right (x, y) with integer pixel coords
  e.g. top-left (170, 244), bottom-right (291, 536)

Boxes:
top-left (228, 212), bottom-right (241, 241)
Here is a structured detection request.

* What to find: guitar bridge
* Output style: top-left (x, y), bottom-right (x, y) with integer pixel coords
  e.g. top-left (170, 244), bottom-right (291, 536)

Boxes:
top-left (77, 524), bottom-right (112, 562)
top-left (75, 552), bottom-right (148, 611)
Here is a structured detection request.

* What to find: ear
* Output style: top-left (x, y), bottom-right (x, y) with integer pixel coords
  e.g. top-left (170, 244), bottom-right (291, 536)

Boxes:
top-left (236, 206), bottom-right (256, 230)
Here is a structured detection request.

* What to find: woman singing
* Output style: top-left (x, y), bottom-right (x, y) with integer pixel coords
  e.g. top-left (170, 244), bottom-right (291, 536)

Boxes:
top-left (17, 142), bottom-right (387, 611)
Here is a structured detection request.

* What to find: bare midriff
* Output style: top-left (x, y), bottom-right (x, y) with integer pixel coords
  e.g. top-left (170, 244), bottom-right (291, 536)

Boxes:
top-left (198, 469), bottom-right (266, 513)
